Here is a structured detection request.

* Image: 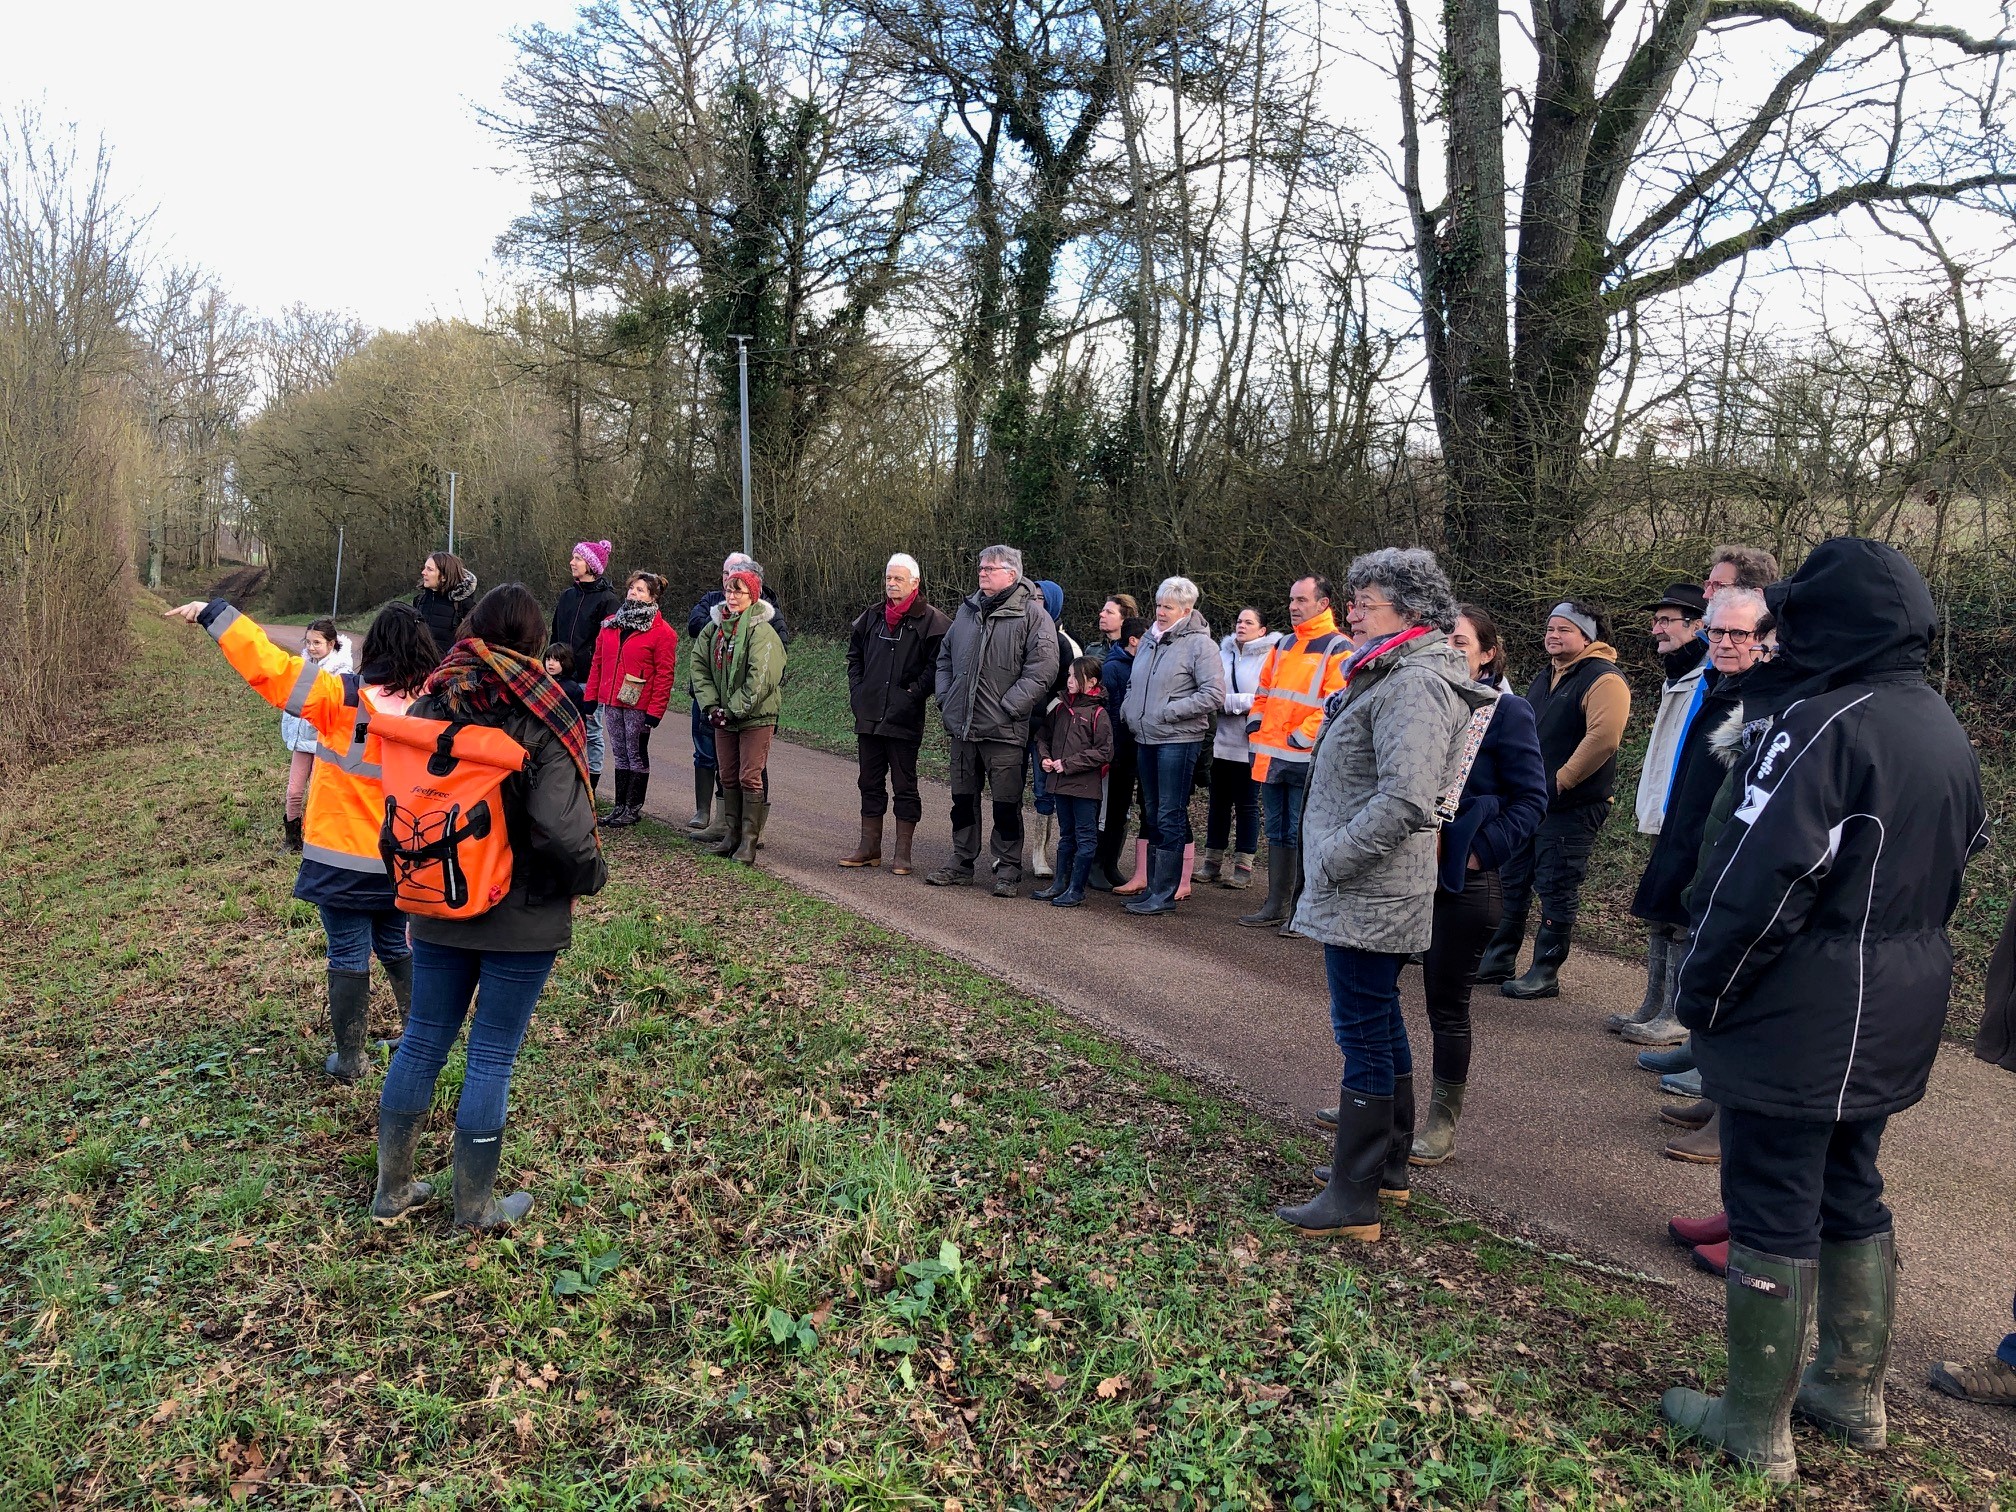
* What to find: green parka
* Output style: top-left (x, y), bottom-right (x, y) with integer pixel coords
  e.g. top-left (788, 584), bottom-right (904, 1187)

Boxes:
top-left (690, 598), bottom-right (786, 729)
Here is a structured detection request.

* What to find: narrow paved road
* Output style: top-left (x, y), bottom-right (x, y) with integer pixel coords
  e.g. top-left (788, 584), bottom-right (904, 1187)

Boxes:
top-left (256, 623), bottom-right (2012, 1450)
top-left (646, 734), bottom-right (2016, 1449)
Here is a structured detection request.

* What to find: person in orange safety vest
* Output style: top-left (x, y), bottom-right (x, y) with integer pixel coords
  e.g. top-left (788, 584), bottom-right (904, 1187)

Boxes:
top-left (1238, 574), bottom-right (1353, 931)
top-left (165, 597), bottom-right (441, 1082)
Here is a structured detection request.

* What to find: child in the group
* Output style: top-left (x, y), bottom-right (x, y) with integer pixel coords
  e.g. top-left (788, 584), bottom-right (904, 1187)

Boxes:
top-left (1032, 655), bottom-right (1115, 907)
top-left (542, 643), bottom-right (599, 790)
top-left (280, 618), bottom-right (351, 851)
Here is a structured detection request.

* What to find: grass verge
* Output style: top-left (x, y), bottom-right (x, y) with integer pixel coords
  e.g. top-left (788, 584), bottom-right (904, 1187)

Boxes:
top-left (2, 599), bottom-right (2008, 1507)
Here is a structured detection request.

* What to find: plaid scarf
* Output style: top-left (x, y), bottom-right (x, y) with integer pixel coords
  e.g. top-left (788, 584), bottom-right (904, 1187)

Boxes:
top-left (425, 639), bottom-right (593, 794)
top-left (713, 609), bottom-right (745, 676)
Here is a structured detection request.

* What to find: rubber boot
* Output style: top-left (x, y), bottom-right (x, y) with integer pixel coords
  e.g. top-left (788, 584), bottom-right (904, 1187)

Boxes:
top-left (687, 766), bottom-right (714, 828)
top-left (284, 814), bottom-right (304, 852)
top-left (1052, 846), bottom-right (1095, 907)
top-left (1030, 813), bottom-right (1054, 879)
top-left (1639, 1040), bottom-right (1695, 1075)
top-left (1114, 839), bottom-right (1151, 896)
top-left (1239, 845), bottom-right (1295, 927)
top-left (629, 773), bottom-right (649, 821)
top-left (890, 819), bottom-right (918, 876)
top-left (452, 1127), bottom-right (533, 1231)
top-left (604, 771), bottom-right (638, 828)
top-left (369, 1108), bottom-right (434, 1223)
top-left (1382, 1074), bottom-right (1414, 1202)
top-left (1474, 911), bottom-right (1527, 984)
top-left (1662, 1244), bottom-right (1816, 1486)
top-left (1622, 930), bottom-right (1690, 1043)
top-left (1660, 1096), bottom-right (1716, 1130)
top-left (378, 953), bottom-right (412, 1052)
top-left (1501, 921), bottom-right (1571, 999)
top-left (1409, 1079), bottom-right (1466, 1165)
top-left (692, 783), bottom-right (732, 845)
top-left (323, 969), bottom-right (371, 1082)
top-left (1794, 1233), bottom-right (1897, 1449)
top-left (1608, 930), bottom-right (1670, 1031)
top-left (1276, 843), bottom-right (1305, 936)
top-left (840, 815), bottom-right (884, 868)
top-left (1669, 1211), bottom-right (1730, 1248)
top-left (706, 789), bottom-right (746, 857)
top-left (1194, 847), bottom-right (1224, 885)
top-left (1175, 843), bottom-right (1196, 901)
top-left (1276, 1092), bottom-right (1388, 1240)
top-left (1225, 851), bottom-right (1255, 889)
top-left (1124, 845), bottom-right (1182, 916)
top-left (735, 798), bottom-right (768, 865)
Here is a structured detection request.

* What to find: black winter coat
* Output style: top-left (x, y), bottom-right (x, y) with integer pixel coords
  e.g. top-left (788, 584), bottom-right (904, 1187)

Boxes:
top-left (1676, 538), bottom-right (1989, 1121)
top-left (1979, 897), bottom-right (2016, 1073)
top-left (847, 596), bottom-right (952, 740)
top-left (551, 578), bottom-right (619, 677)
top-left (1631, 669), bottom-right (1744, 928)
top-left (413, 577), bottom-right (476, 651)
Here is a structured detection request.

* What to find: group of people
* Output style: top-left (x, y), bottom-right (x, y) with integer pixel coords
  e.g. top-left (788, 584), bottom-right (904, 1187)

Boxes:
top-left (174, 525), bottom-right (2012, 1488)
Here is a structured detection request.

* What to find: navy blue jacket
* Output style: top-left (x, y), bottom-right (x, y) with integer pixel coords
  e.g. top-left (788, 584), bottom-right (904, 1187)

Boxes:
top-left (1102, 643), bottom-right (1137, 727)
top-left (1436, 689), bottom-right (1549, 893)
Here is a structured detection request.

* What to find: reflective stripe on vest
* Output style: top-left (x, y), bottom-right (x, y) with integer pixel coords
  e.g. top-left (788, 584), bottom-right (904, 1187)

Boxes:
top-left (314, 741), bottom-right (381, 779)
top-left (302, 841), bottom-right (387, 874)
top-left (283, 659), bottom-right (320, 717)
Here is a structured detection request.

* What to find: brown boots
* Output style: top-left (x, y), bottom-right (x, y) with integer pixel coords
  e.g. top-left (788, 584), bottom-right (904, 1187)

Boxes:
top-left (839, 815), bottom-right (884, 868)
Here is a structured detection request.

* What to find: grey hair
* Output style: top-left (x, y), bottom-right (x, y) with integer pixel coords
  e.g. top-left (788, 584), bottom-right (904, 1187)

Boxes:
top-left (978, 544), bottom-right (1022, 576)
top-left (886, 552), bottom-right (921, 579)
top-left (1156, 575), bottom-right (1200, 611)
top-left (1707, 586), bottom-right (1769, 628)
top-left (723, 551), bottom-right (760, 575)
top-left (1345, 547), bottom-right (1458, 633)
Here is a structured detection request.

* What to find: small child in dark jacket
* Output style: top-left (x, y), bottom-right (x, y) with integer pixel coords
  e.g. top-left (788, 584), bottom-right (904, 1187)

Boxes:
top-left (1032, 656), bottom-right (1116, 907)
top-left (543, 644), bottom-right (600, 790)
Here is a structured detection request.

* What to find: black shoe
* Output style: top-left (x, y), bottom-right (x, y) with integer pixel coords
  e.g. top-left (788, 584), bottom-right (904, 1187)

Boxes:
top-left (323, 969), bottom-right (371, 1082)
top-left (1502, 921), bottom-right (1572, 1000)
top-left (925, 866), bottom-right (974, 887)
top-left (452, 1127), bottom-right (533, 1231)
top-left (1276, 1092), bottom-right (1390, 1240)
top-left (991, 875), bottom-right (1020, 898)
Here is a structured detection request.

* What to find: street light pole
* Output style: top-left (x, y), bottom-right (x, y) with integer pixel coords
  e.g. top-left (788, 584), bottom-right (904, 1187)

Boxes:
top-left (730, 335), bottom-right (752, 558)
top-left (332, 524), bottom-right (345, 619)
top-left (446, 471), bottom-right (458, 553)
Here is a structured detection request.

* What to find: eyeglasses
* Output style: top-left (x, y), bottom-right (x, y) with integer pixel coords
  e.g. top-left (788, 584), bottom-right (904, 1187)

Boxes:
top-left (1350, 597), bottom-right (1394, 614)
top-left (1650, 615), bottom-right (1693, 630)
top-left (1705, 627), bottom-right (1757, 643)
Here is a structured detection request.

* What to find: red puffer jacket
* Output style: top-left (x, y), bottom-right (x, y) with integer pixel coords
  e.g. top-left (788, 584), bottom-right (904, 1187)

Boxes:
top-left (585, 610), bottom-right (679, 720)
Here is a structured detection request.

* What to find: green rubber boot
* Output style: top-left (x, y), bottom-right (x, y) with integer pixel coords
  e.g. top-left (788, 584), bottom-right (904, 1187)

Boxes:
top-left (323, 969), bottom-right (371, 1082)
top-left (369, 1108), bottom-right (434, 1223)
top-left (1662, 1243), bottom-right (1815, 1486)
top-left (1794, 1232), bottom-right (1897, 1449)
top-left (1408, 1079), bottom-right (1467, 1166)
top-left (452, 1127), bottom-right (533, 1231)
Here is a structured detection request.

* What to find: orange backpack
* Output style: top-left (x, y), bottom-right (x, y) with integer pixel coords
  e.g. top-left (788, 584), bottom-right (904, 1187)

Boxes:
top-left (371, 712), bottom-right (530, 920)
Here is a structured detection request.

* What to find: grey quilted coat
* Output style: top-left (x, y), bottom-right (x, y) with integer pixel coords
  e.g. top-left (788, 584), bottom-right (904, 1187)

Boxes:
top-left (1290, 630), bottom-right (1491, 953)
top-left (1119, 610), bottom-right (1226, 744)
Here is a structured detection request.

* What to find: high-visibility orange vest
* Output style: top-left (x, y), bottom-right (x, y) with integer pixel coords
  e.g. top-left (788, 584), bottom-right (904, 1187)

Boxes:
top-left (208, 604), bottom-right (407, 878)
top-left (1246, 608), bottom-right (1351, 782)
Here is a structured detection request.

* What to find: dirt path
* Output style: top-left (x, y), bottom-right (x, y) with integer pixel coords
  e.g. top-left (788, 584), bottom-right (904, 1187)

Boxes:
top-left (644, 734), bottom-right (2016, 1452)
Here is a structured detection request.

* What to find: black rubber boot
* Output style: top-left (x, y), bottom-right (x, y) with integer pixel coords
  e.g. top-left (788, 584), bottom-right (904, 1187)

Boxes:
top-left (604, 771), bottom-right (638, 827)
top-left (378, 954), bottom-right (411, 1052)
top-left (369, 1108), bottom-right (434, 1223)
top-left (452, 1127), bottom-right (533, 1230)
top-left (688, 765), bottom-right (714, 828)
top-left (629, 773), bottom-right (649, 820)
top-left (1382, 1075), bottom-right (1415, 1202)
top-left (1238, 845), bottom-right (1295, 927)
top-left (1276, 843), bottom-right (1306, 936)
top-left (323, 968), bottom-right (371, 1082)
top-left (1474, 911), bottom-right (1527, 984)
top-left (1502, 921), bottom-right (1571, 999)
top-left (1794, 1232), bottom-right (1898, 1449)
top-left (1124, 845), bottom-right (1182, 916)
top-left (1275, 1092), bottom-right (1388, 1240)
top-left (1608, 928), bottom-right (1671, 1031)
top-left (1662, 1243), bottom-right (1815, 1486)
top-left (707, 790), bottom-right (746, 857)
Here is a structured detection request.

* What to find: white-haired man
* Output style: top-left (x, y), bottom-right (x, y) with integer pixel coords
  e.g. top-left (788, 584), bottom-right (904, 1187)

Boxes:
top-left (840, 553), bottom-right (951, 875)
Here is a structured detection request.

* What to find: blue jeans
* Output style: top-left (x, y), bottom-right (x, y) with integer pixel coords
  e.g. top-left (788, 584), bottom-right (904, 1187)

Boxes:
top-left (584, 712), bottom-right (604, 777)
top-left (690, 698), bottom-right (717, 771)
top-left (1029, 737), bottom-right (1055, 816)
top-left (317, 905), bottom-right (410, 972)
top-left (1325, 944), bottom-right (1413, 1096)
top-left (380, 939), bottom-right (556, 1131)
top-left (1054, 794), bottom-right (1101, 883)
top-left (1137, 741), bottom-right (1203, 850)
top-left (1261, 767), bottom-right (1308, 848)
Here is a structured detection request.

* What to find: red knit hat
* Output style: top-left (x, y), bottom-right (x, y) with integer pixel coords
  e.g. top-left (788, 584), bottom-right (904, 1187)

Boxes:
top-left (728, 568), bottom-right (763, 598)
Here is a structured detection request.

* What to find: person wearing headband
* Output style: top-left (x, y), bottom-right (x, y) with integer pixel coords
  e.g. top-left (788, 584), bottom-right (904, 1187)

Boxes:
top-left (1491, 598), bottom-right (1630, 1002)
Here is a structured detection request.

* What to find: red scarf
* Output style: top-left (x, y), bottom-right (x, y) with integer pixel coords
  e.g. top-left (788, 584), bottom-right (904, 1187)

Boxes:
top-left (1341, 624), bottom-right (1431, 685)
top-left (885, 588), bottom-right (919, 629)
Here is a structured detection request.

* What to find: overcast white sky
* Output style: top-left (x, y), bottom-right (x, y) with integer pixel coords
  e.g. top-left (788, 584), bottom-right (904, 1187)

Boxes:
top-left (0, 0), bottom-right (584, 330)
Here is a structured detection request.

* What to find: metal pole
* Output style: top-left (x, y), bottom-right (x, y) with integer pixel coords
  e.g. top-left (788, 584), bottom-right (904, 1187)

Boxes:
top-left (446, 471), bottom-right (458, 553)
top-left (332, 524), bottom-right (345, 619)
top-left (732, 336), bottom-right (752, 558)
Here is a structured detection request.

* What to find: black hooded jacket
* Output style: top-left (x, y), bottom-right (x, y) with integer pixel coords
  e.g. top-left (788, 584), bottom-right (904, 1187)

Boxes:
top-left (1675, 537), bottom-right (1989, 1121)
